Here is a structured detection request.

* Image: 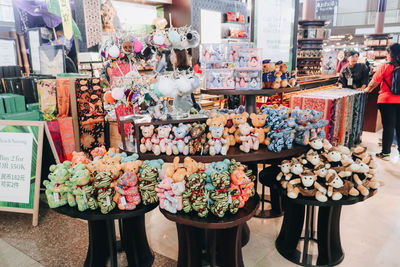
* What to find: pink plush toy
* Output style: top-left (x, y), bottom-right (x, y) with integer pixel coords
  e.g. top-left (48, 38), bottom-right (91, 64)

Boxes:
top-left (238, 123), bottom-right (259, 153)
top-left (114, 171), bottom-right (141, 210)
top-left (153, 125), bottom-right (173, 155)
top-left (155, 176), bottom-right (185, 213)
top-left (140, 125), bottom-right (155, 153)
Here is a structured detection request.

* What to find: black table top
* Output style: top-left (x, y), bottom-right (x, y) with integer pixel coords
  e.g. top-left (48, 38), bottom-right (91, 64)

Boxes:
top-left (160, 195), bottom-right (260, 229)
top-left (52, 202), bottom-right (159, 221)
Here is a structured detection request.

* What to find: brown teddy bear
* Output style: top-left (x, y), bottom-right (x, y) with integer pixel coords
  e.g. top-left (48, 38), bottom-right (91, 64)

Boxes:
top-left (229, 112), bottom-right (249, 145)
top-left (326, 170), bottom-right (359, 200)
top-left (279, 63), bottom-right (289, 88)
top-left (188, 123), bottom-right (209, 155)
top-left (250, 113), bottom-right (269, 145)
top-left (262, 60), bottom-right (276, 88)
top-left (287, 170), bottom-right (328, 202)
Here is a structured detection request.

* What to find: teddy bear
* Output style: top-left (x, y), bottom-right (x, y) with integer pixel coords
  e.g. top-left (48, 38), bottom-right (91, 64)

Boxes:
top-left (287, 170), bottom-right (328, 202)
top-left (313, 163), bottom-right (329, 188)
top-left (206, 112), bottom-right (229, 136)
top-left (171, 123), bottom-right (191, 155)
top-left (250, 113), bottom-right (269, 145)
top-left (90, 145), bottom-right (107, 160)
top-left (156, 175), bottom-right (185, 213)
top-left (346, 159), bottom-right (382, 196)
top-left (188, 123), bottom-right (209, 155)
top-left (184, 157), bottom-right (204, 175)
top-left (138, 163), bottom-right (159, 205)
top-left (308, 137), bottom-right (332, 154)
top-left (71, 151), bottom-right (90, 166)
top-left (229, 112), bottom-right (249, 145)
top-left (351, 145), bottom-right (368, 161)
top-left (271, 67), bottom-right (282, 89)
top-left (182, 172), bottom-right (209, 217)
top-left (114, 171), bottom-right (141, 210)
top-left (152, 124), bottom-right (173, 156)
top-left (72, 183), bottom-right (97, 211)
top-left (301, 149), bottom-right (324, 170)
top-left (262, 60), bottom-right (276, 88)
top-left (229, 166), bottom-right (254, 208)
top-left (143, 159), bottom-right (164, 170)
top-left (209, 171), bottom-right (232, 217)
top-left (93, 171), bottom-right (116, 214)
top-left (204, 159), bottom-right (231, 191)
top-left (326, 170), bottom-right (359, 200)
top-left (289, 70), bottom-right (296, 87)
top-left (44, 162), bottom-right (72, 208)
top-left (238, 123), bottom-right (259, 153)
top-left (208, 125), bottom-right (229, 156)
top-left (276, 160), bottom-right (292, 188)
top-left (279, 63), bottom-right (290, 88)
top-left (140, 125), bottom-right (156, 153)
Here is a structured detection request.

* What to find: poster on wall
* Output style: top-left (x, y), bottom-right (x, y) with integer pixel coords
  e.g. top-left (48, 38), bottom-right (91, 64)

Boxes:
top-left (0, 121), bottom-right (44, 226)
top-left (322, 51), bottom-right (338, 75)
top-left (255, 0), bottom-right (294, 63)
top-left (0, 38), bottom-right (18, 67)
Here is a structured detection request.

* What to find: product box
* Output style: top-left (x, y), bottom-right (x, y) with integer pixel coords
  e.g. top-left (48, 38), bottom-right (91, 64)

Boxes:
top-left (200, 43), bottom-right (227, 64)
top-left (204, 69), bottom-right (235, 90)
top-left (0, 110), bottom-right (40, 121)
top-left (235, 48), bottom-right (262, 69)
top-left (226, 42), bottom-right (253, 62)
top-left (234, 69), bottom-right (262, 90)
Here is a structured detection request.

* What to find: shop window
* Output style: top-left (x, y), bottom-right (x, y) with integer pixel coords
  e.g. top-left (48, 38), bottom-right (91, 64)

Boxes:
top-left (0, 0), bottom-right (13, 23)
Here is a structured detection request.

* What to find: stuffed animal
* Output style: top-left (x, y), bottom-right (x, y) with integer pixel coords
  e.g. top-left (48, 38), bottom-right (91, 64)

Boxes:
top-left (229, 112), bottom-right (249, 145)
top-left (271, 69), bottom-right (282, 89)
top-left (72, 184), bottom-right (97, 211)
top-left (326, 171), bottom-right (359, 200)
top-left (71, 151), bottom-right (90, 166)
top-left (208, 125), bottom-right (228, 156)
top-left (172, 123), bottom-right (191, 155)
top-left (182, 172), bottom-right (209, 217)
top-left (90, 145), bottom-right (107, 159)
top-left (287, 170), bottom-right (328, 202)
top-left (230, 166), bottom-right (254, 208)
top-left (188, 123), bottom-right (209, 155)
top-left (276, 160), bottom-right (292, 188)
top-left (138, 164), bottom-right (159, 205)
top-left (140, 125), bottom-right (156, 153)
top-left (153, 125), bottom-right (173, 156)
top-left (351, 145), bottom-right (368, 161)
top-left (301, 149), bottom-right (324, 170)
top-left (314, 163), bottom-right (328, 188)
top-left (289, 70), bottom-right (296, 87)
top-left (347, 159), bottom-right (382, 196)
top-left (250, 113), bottom-right (269, 145)
top-left (143, 159), bottom-right (164, 170)
top-left (323, 147), bottom-right (346, 168)
top-left (114, 171), bottom-right (141, 210)
top-left (308, 137), bottom-right (332, 154)
top-left (235, 71), bottom-right (249, 88)
top-left (184, 157), bottom-right (204, 175)
top-left (249, 72), bottom-right (261, 89)
top-left (94, 172), bottom-right (116, 214)
top-left (279, 63), bottom-right (289, 88)
top-left (44, 162), bottom-right (71, 208)
top-left (209, 171), bottom-right (231, 217)
top-left (208, 72), bottom-right (223, 88)
top-left (262, 60), bottom-right (276, 88)
top-left (238, 123), bottom-right (259, 153)
top-left (204, 159), bottom-right (231, 191)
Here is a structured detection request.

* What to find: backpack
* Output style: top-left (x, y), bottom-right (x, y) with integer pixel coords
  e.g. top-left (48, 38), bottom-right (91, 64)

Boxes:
top-left (383, 62), bottom-right (400, 95)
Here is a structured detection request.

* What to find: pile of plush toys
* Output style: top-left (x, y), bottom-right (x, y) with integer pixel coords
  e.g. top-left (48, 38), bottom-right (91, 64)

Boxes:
top-left (44, 146), bottom-right (255, 217)
top-left (156, 157), bottom-right (255, 217)
top-left (276, 138), bottom-right (384, 202)
top-left (44, 146), bottom-right (161, 214)
top-left (262, 60), bottom-right (296, 89)
top-left (139, 105), bottom-right (329, 155)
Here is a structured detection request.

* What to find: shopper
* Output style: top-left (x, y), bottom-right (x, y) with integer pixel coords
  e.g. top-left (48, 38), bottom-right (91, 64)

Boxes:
top-left (338, 51), bottom-right (369, 90)
top-left (336, 50), bottom-right (348, 74)
top-left (364, 43), bottom-right (400, 160)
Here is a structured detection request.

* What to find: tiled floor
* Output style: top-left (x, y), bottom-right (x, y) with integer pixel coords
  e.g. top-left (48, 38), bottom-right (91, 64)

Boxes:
top-left (1, 130), bottom-right (399, 267)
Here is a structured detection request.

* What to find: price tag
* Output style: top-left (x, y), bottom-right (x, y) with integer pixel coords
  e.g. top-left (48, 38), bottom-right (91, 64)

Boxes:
top-left (82, 194), bottom-right (88, 203)
top-left (348, 77), bottom-right (353, 86)
top-left (120, 196), bottom-right (127, 207)
top-left (54, 192), bottom-right (60, 202)
top-left (106, 196), bottom-right (111, 206)
top-left (228, 194), bottom-right (232, 204)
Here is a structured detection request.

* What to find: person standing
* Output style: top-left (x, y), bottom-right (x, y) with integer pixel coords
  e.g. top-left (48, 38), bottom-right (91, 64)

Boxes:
top-left (338, 51), bottom-right (369, 90)
top-left (364, 43), bottom-right (400, 160)
top-left (336, 50), bottom-right (348, 74)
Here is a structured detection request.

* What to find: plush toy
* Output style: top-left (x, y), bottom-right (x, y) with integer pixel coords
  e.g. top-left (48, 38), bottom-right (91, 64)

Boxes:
top-left (238, 123), bottom-right (259, 153)
top-left (94, 172), bottom-right (116, 214)
top-left (276, 160), bottom-right (292, 188)
top-left (71, 151), bottom-right (90, 166)
top-left (156, 176), bottom-right (185, 213)
top-left (347, 159), bottom-right (382, 196)
top-left (301, 149), bottom-right (324, 170)
top-left (289, 70), bottom-right (296, 87)
top-left (209, 171), bottom-right (231, 217)
top-left (138, 164), bottom-right (159, 205)
top-left (204, 159), bottom-right (231, 191)
top-left (351, 145), bottom-right (368, 161)
top-left (230, 166), bottom-right (254, 208)
top-left (287, 170), bottom-right (328, 202)
top-left (250, 113), bottom-right (269, 145)
top-left (229, 112), bottom-right (249, 146)
top-left (188, 123), bottom-right (209, 155)
top-left (143, 159), bottom-right (164, 170)
top-left (326, 171), bottom-right (359, 200)
top-left (271, 70), bottom-right (282, 89)
top-left (184, 157), bottom-right (204, 176)
top-left (72, 184), bottom-right (97, 211)
top-left (279, 63), bottom-right (289, 88)
top-left (314, 163), bottom-right (328, 188)
top-left (308, 137), bottom-right (332, 154)
top-left (208, 125), bottom-right (228, 156)
top-left (90, 145), bottom-right (107, 159)
top-left (262, 60), bottom-right (276, 88)
top-left (249, 72), bottom-right (261, 89)
top-left (235, 71), bottom-right (249, 88)
top-left (153, 125), bottom-right (173, 156)
top-left (323, 147), bottom-right (345, 168)
top-left (182, 172), bottom-right (209, 217)
top-left (114, 171), bottom-right (141, 210)
top-left (44, 162), bottom-right (71, 208)
top-left (172, 123), bottom-right (191, 155)
top-left (263, 107), bottom-right (294, 152)
top-left (140, 125), bottom-right (156, 153)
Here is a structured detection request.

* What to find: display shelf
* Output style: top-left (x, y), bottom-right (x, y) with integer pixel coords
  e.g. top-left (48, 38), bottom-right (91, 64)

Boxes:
top-left (222, 37), bottom-right (250, 40)
top-left (297, 57), bottom-right (322, 59)
top-left (222, 21), bottom-right (249, 25)
top-left (298, 38), bottom-right (324, 42)
top-left (135, 145), bottom-right (308, 163)
top-left (200, 86), bottom-right (300, 96)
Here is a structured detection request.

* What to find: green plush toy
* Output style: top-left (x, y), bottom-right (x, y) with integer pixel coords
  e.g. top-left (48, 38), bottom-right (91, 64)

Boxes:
top-left (44, 161), bottom-right (72, 208)
top-left (209, 171), bottom-right (231, 217)
top-left (182, 173), bottom-right (209, 217)
top-left (68, 164), bottom-right (95, 212)
top-left (138, 164), bottom-right (159, 205)
top-left (94, 172), bottom-right (116, 214)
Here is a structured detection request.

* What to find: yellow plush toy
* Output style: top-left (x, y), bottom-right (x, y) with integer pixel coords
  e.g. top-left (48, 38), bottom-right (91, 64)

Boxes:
top-left (229, 112), bottom-right (249, 145)
top-left (250, 113), bottom-right (269, 145)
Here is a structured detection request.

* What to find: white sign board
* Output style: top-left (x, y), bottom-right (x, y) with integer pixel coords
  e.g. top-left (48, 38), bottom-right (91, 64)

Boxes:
top-left (256, 0), bottom-right (294, 62)
top-left (0, 132), bottom-right (33, 204)
top-left (201, 9), bottom-right (222, 44)
top-left (0, 39), bottom-right (17, 66)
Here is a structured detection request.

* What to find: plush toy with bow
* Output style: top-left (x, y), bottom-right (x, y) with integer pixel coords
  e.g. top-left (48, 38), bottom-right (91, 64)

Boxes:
top-left (182, 172), bottom-right (209, 217)
top-left (44, 161), bottom-right (71, 208)
top-left (229, 166), bottom-right (254, 208)
top-left (188, 122), bottom-right (209, 155)
top-left (238, 123), bottom-right (259, 153)
top-left (138, 164), bottom-right (159, 205)
top-left (94, 172), bottom-right (116, 214)
top-left (172, 123), bottom-right (191, 155)
top-left (114, 171), bottom-right (141, 210)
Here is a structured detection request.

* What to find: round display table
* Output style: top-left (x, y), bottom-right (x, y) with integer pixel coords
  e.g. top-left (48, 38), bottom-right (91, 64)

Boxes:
top-left (201, 87), bottom-right (300, 113)
top-left (160, 195), bottom-right (260, 267)
top-left (275, 189), bottom-right (377, 267)
top-left (53, 202), bottom-right (158, 267)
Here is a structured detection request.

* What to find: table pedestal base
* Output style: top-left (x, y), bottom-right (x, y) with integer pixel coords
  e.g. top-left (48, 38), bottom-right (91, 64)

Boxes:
top-left (84, 215), bottom-right (154, 267)
top-left (176, 223), bottom-right (246, 267)
top-left (276, 201), bottom-right (344, 267)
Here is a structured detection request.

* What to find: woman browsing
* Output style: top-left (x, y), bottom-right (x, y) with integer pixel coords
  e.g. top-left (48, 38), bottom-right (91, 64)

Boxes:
top-left (338, 51), bottom-right (369, 90)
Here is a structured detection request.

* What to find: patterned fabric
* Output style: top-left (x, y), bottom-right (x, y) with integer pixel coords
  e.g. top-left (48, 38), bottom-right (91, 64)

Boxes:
top-left (289, 88), bottom-right (367, 147)
top-left (75, 78), bottom-right (105, 153)
top-left (47, 121), bottom-right (65, 162)
top-left (37, 79), bottom-right (57, 121)
top-left (58, 117), bottom-right (76, 161)
top-left (56, 78), bottom-right (71, 118)
top-left (83, 0), bottom-right (102, 48)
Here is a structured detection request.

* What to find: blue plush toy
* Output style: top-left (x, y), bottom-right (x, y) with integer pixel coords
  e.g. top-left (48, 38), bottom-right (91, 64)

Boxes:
top-left (120, 153), bottom-right (139, 163)
top-left (143, 159), bottom-right (165, 170)
top-left (262, 107), bottom-right (294, 152)
top-left (204, 159), bottom-right (231, 191)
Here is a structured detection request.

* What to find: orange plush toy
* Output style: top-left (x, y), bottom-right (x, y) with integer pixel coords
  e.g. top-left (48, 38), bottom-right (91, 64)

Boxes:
top-left (250, 113), bottom-right (269, 145)
top-left (229, 112), bottom-right (249, 146)
top-left (230, 166), bottom-right (254, 207)
top-left (71, 151), bottom-right (90, 166)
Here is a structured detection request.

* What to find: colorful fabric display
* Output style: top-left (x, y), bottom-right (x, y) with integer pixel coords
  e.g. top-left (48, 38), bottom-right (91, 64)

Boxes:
top-left (75, 78), bottom-right (105, 153)
top-left (37, 79), bottom-right (58, 121)
top-left (58, 117), bottom-right (76, 161)
top-left (47, 121), bottom-right (65, 162)
top-left (289, 88), bottom-right (366, 147)
top-left (56, 78), bottom-right (71, 118)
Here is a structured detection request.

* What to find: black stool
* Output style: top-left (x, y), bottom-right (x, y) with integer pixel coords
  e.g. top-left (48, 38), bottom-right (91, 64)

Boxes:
top-left (255, 165), bottom-right (284, 218)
